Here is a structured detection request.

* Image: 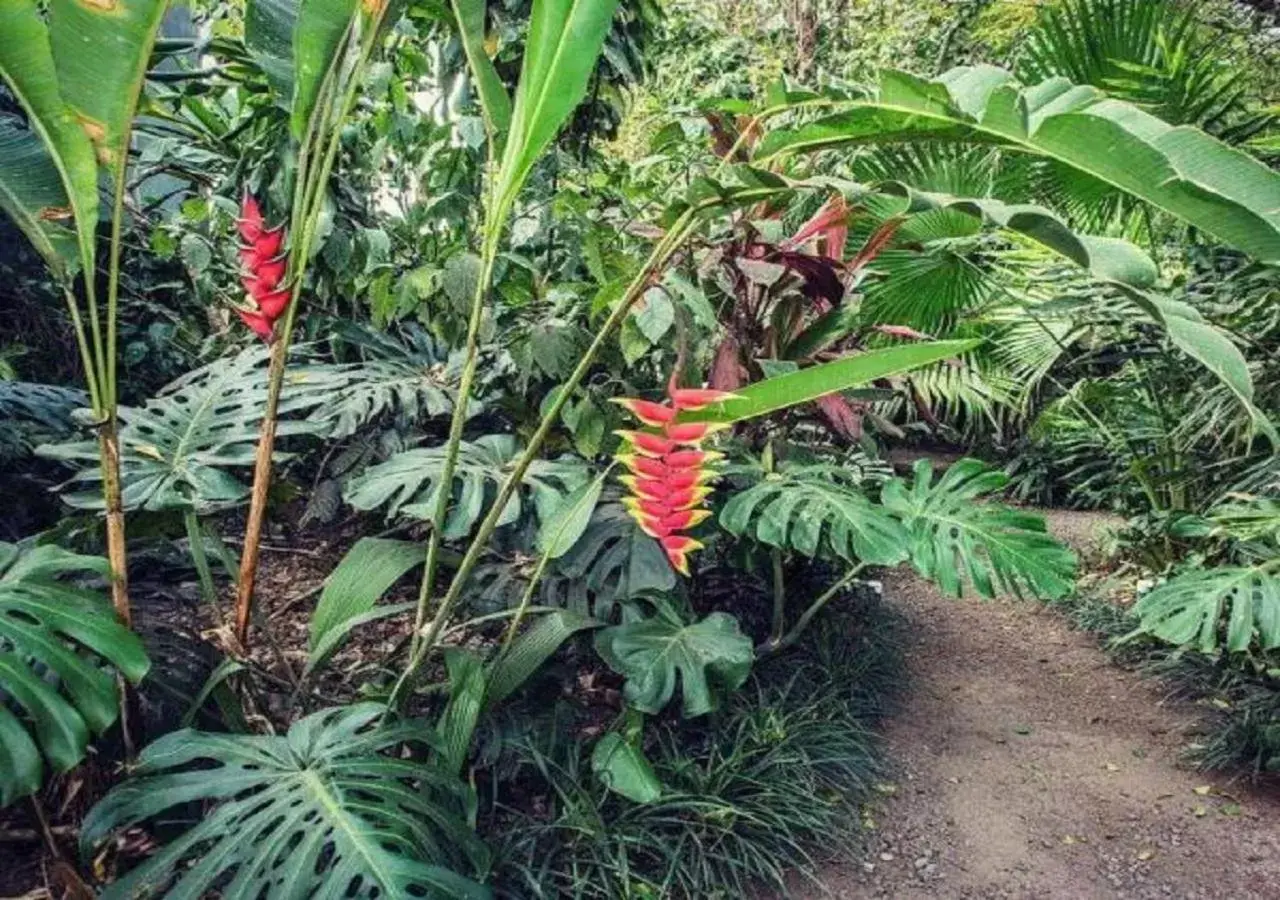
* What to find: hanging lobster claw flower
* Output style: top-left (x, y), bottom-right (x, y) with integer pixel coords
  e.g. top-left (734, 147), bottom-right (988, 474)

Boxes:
top-left (663, 421), bottom-right (727, 444)
top-left (236, 308), bottom-right (274, 341)
top-left (254, 287), bottom-right (291, 320)
top-left (235, 193), bottom-right (292, 342)
top-left (666, 374), bottom-right (741, 411)
top-left (614, 430), bottom-right (676, 458)
top-left (664, 449), bottom-right (724, 470)
top-left (618, 475), bottom-right (671, 502)
top-left (660, 508), bottom-right (711, 531)
top-left (239, 228), bottom-right (285, 269)
top-left (610, 397), bottom-right (677, 427)
top-left (660, 535), bottom-right (704, 576)
top-left (237, 192), bottom-right (266, 243)
top-left (243, 256), bottom-right (287, 294)
top-left (616, 453), bottom-right (669, 479)
top-left (612, 379), bottom-right (727, 576)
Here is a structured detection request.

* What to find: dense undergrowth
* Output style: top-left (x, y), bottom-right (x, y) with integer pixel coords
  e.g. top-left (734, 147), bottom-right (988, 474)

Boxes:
top-left (1050, 574), bottom-right (1280, 780)
top-left (1, 0), bottom-right (1279, 896)
top-left (487, 588), bottom-right (904, 898)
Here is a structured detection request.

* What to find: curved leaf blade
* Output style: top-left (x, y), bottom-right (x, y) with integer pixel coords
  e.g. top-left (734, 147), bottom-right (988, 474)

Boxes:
top-left (452, 0), bottom-right (511, 137)
top-left (694, 339), bottom-right (979, 424)
top-left (0, 0), bottom-right (98, 276)
top-left (493, 0), bottom-right (621, 221)
top-left (760, 65), bottom-right (1280, 263)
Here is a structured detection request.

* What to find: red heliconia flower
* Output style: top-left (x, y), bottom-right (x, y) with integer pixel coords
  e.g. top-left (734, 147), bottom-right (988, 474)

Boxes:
top-left (238, 192), bottom-right (266, 243)
top-left (610, 398), bottom-right (677, 427)
top-left (236, 308), bottom-right (275, 341)
top-left (614, 431), bottom-right (676, 458)
top-left (235, 193), bottom-right (291, 342)
top-left (664, 421), bottom-right (726, 445)
top-left (665, 449), bottom-right (723, 470)
top-left (669, 387), bottom-right (739, 411)
top-left (617, 453), bottom-right (670, 480)
top-left (611, 377), bottom-right (730, 575)
top-left (254, 287), bottom-right (291, 320)
top-left (661, 535), bottom-right (704, 576)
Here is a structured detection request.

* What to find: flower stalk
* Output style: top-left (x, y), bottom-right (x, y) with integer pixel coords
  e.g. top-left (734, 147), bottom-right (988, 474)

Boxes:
top-left (233, 14), bottom-right (386, 644)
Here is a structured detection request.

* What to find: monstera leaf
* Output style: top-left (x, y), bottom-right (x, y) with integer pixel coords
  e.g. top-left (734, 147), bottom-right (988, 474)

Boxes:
top-left (345, 434), bottom-right (590, 539)
top-left (552, 500), bottom-right (678, 612)
top-left (81, 704), bottom-right (491, 900)
top-left (0, 542), bottom-right (149, 807)
top-left (40, 347), bottom-right (349, 513)
top-left (311, 323), bottom-right (469, 438)
top-left (0, 380), bottom-right (85, 462)
top-left (1131, 565), bottom-right (1280, 653)
top-left (881, 458), bottom-right (1077, 600)
top-left (595, 610), bottom-right (754, 718)
top-left (720, 463), bottom-right (908, 566)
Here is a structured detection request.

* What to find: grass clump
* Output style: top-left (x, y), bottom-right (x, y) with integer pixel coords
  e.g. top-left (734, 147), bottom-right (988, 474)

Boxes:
top-left (487, 590), bottom-right (905, 899)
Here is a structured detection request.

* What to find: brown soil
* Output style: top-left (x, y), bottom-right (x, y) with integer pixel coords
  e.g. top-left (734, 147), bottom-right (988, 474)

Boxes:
top-left (793, 510), bottom-right (1280, 900)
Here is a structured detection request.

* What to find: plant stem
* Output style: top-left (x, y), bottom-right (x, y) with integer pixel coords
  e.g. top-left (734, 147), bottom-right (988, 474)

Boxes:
top-left (385, 213), bottom-right (698, 713)
top-left (765, 562), bottom-right (868, 655)
top-left (98, 418), bottom-right (130, 624)
top-left (233, 20), bottom-right (380, 644)
top-left (769, 548), bottom-right (787, 646)
top-left (406, 236), bottom-right (499, 666)
top-left (184, 509), bottom-right (220, 611)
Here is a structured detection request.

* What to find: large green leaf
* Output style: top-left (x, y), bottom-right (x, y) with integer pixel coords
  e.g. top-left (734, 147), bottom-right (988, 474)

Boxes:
top-left (536, 472), bottom-right (605, 559)
top-left (720, 462), bottom-right (907, 566)
top-left (40, 347), bottom-right (349, 513)
top-left (452, 0), bottom-right (511, 137)
top-left (438, 650), bottom-right (485, 777)
top-left (345, 434), bottom-right (590, 538)
top-left (492, 0), bottom-right (621, 223)
top-left (245, 0), bottom-right (299, 98)
top-left (0, 120), bottom-right (79, 273)
top-left (547, 500), bottom-right (677, 612)
top-left (484, 609), bottom-right (599, 707)
top-left (49, 0), bottom-right (168, 176)
top-left (0, 0), bottom-right (98, 277)
top-left (292, 0), bottom-right (358, 139)
top-left (0, 542), bottom-right (148, 807)
top-left (595, 610), bottom-right (753, 718)
top-left (873, 185), bottom-right (1159, 288)
top-left (310, 323), bottom-right (465, 438)
top-left (693, 340), bottom-right (979, 424)
top-left (81, 704), bottom-right (491, 899)
top-left (759, 65), bottom-right (1280, 263)
top-left (881, 458), bottom-right (1077, 600)
top-left (309, 537), bottom-right (424, 659)
top-left (1131, 296), bottom-right (1274, 441)
top-left (1130, 565), bottom-right (1280, 654)
top-left (592, 731), bottom-right (662, 804)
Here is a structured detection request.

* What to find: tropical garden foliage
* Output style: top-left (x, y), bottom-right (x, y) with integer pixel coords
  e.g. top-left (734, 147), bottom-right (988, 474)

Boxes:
top-left (1, 0), bottom-right (1278, 894)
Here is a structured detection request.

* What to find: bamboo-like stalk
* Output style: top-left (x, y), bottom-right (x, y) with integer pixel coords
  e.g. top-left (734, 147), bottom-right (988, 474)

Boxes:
top-left (233, 20), bottom-right (382, 644)
top-left (98, 418), bottom-right (130, 623)
top-left (386, 212), bottom-right (697, 712)
top-left (234, 343), bottom-right (286, 642)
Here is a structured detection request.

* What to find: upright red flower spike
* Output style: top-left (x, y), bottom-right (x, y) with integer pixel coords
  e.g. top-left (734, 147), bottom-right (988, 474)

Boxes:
top-left (235, 193), bottom-right (291, 342)
top-left (611, 377), bottom-right (729, 575)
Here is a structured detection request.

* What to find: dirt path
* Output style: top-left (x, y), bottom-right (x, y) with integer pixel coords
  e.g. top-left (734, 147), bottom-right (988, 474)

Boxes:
top-left (801, 510), bottom-right (1280, 900)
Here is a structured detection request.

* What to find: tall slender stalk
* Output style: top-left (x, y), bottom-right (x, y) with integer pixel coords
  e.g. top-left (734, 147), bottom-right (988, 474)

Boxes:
top-left (386, 212), bottom-right (697, 712)
top-left (405, 226), bottom-right (499, 665)
top-left (234, 19), bottom-right (384, 643)
top-left (764, 562), bottom-right (868, 655)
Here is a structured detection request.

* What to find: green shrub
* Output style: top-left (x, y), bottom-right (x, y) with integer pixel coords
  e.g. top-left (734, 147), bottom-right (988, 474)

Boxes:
top-left (487, 592), bottom-right (903, 898)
